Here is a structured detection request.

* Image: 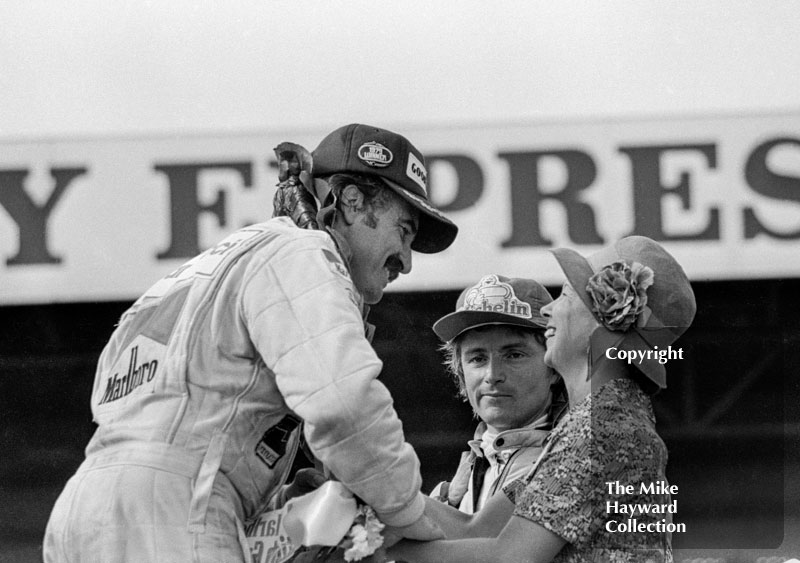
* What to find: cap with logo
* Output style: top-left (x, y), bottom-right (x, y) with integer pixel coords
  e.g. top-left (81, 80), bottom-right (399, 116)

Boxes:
top-left (433, 274), bottom-right (553, 342)
top-left (312, 123), bottom-right (458, 254)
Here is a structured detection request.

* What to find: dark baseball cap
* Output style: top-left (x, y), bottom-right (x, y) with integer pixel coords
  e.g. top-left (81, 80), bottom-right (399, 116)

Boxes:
top-left (433, 274), bottom-right (553, 342)
top-left (312, 123), bottom-right (458, 254)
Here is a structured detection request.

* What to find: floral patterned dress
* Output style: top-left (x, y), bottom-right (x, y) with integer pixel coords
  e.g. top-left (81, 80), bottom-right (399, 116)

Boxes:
top-left (504, 378), bottom-right (674, 563)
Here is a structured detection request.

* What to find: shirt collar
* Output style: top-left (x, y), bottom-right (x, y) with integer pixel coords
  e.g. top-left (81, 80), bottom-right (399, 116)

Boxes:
top-left (467, 414), bottom-right (551, 458)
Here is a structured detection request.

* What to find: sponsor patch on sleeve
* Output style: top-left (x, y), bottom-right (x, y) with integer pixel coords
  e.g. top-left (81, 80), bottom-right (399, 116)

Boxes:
top-left (255, 414), bottom-right (302, 468)
top-left (93, 335), bottom-right (166, 416)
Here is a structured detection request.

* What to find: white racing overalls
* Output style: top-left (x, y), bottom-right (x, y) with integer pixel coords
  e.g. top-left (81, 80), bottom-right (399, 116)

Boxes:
top-left (43, 216), bottom-right (425, 562)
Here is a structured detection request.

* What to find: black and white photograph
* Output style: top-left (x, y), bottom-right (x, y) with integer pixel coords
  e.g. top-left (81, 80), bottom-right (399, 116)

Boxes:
top-left (1, 2), bottom-right (798, 562)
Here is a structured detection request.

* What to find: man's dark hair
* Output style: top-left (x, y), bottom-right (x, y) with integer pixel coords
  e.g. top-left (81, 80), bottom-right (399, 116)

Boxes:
top-left (319, 173), bottom-right (399, 229)
top-left (327, 173), bottom-right (393, 209)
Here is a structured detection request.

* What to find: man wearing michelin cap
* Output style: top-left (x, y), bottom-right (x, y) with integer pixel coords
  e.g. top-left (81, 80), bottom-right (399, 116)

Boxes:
top-left (429, 274), bottom-right (566, 514)
top-left (44, 124), bottom-right (457, 562)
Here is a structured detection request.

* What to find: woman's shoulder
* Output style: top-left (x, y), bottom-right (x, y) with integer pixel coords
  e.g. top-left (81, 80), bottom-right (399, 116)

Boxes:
top-left (574, 379), bottom-right (665, 455)
top-left (540, 378), bottom-right (666, 468)
top-left (593, 378), bottom-right (656, 421)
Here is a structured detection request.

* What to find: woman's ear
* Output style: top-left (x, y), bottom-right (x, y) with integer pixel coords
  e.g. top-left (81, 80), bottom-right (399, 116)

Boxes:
top-left (339, 184), bottom-right (365, 225)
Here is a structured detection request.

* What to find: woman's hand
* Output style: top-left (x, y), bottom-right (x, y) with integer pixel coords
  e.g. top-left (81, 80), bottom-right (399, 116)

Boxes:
top-left (382, 512), bottom-right (445, 548)
top-left (420, 489), bottom-right (514, 540)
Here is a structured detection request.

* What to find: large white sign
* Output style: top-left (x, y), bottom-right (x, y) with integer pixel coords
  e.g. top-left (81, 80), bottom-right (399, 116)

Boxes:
top-left (2, 114), bottom-right (799, 305)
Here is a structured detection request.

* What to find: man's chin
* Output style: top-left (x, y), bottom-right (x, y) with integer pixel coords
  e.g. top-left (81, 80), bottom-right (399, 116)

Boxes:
top-left (363, 288), bottom-right (384, 305)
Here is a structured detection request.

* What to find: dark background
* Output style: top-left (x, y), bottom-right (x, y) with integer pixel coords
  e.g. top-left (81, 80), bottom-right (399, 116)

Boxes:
top-left (1, 279), bottom-right (798, 561)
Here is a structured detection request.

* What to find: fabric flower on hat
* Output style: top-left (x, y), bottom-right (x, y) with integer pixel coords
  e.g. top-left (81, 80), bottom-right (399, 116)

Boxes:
top-left (586, 261), bottom-right (654, 332)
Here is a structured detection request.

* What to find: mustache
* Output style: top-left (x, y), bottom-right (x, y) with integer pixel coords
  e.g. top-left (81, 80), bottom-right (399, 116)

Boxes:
top-left (385, 255), bottom-right (404, 281)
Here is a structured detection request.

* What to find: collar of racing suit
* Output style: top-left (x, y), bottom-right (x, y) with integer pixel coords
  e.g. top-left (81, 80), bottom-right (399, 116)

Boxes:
top-left (466, 379), bottom-right (569, 462)
top-left (467, 415), bottom-right (551, 465)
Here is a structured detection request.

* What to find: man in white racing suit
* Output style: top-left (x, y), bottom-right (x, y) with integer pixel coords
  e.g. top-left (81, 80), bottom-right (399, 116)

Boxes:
top-left (43, 124), bottom-right (458, 562)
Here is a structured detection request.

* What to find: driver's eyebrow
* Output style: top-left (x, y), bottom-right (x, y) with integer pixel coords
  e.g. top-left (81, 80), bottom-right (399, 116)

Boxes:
top-left (499, 339), bottom-right (535, 351)
top-left (461, 343), bottom-right (487, 355)
top-left (462, 340), bottom-right (533, 357)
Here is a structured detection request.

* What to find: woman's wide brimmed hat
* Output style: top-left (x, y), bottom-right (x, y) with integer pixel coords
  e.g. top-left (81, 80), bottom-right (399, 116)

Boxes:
top-left (550, 236), bottom-right (696, 391)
